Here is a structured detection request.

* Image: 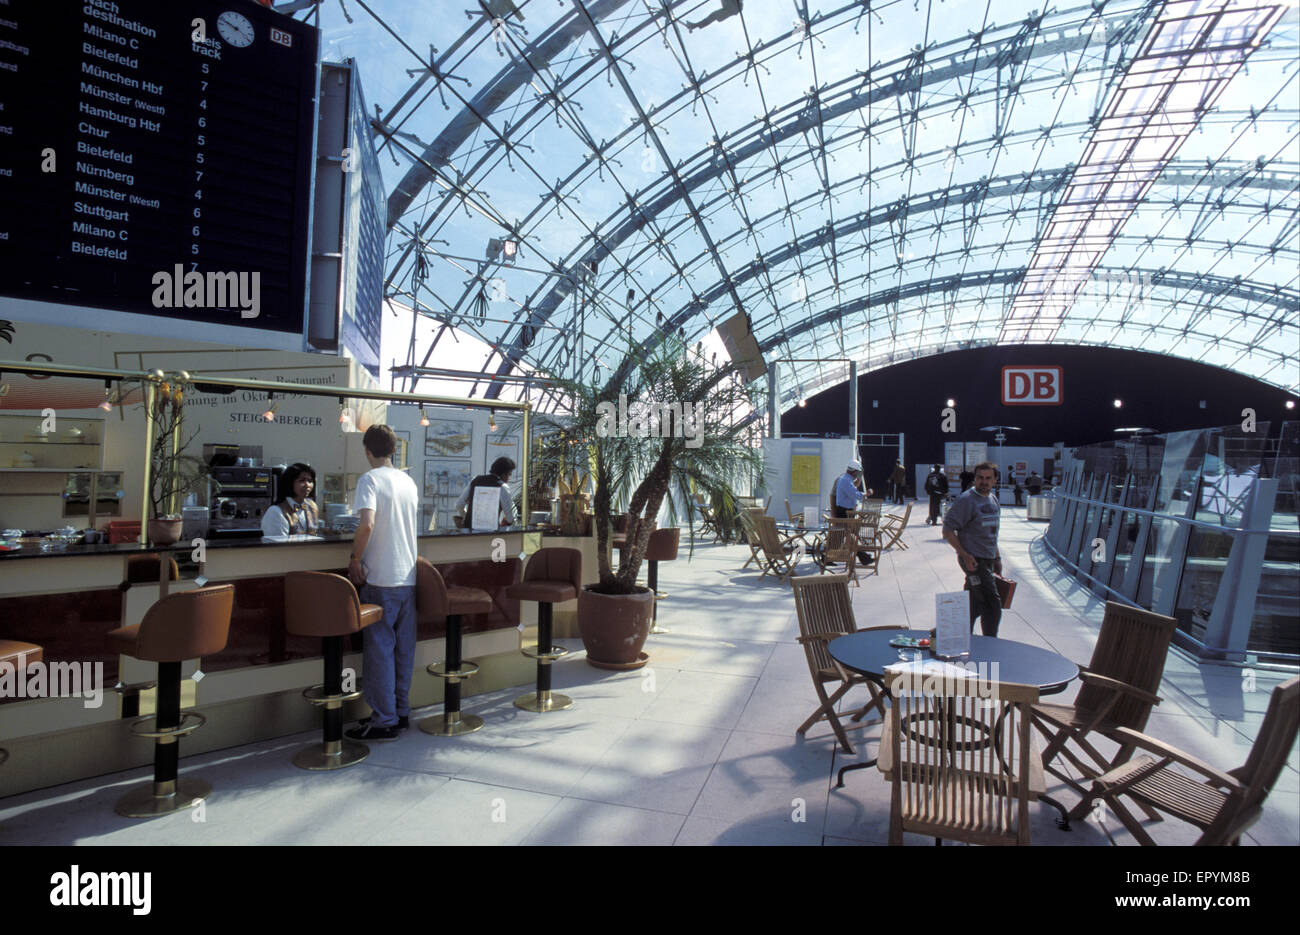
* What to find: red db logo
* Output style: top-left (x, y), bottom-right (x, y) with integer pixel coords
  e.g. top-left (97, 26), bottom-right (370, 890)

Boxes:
top-left (1002, 366), bottom-right (1063, 406)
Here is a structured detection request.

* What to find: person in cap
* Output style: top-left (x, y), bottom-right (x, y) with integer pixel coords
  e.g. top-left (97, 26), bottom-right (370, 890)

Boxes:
top-left (831, 459), bottom-right (874, 565)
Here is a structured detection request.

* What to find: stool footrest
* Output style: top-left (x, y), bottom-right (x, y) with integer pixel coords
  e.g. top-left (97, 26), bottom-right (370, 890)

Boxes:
top-left (426, 661), bottom-right (480, 681)
top-left (302, 684), bottom-right (363, 706)
top-left (129, 711), bottom-right (206, 740)
top-left (521, 644), bottom-right (569, 662)
top-left (114, 681), bottom-right (158, 694)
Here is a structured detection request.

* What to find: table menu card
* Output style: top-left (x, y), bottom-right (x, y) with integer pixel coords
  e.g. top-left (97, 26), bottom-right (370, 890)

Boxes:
top-left (934, 591), bottom-right (970, 659)
top-left (803, 507), bottom-right (819, 528)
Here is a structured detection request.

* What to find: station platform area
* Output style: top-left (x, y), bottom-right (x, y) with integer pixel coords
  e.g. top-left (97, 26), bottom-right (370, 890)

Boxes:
top-left (1, 505), bottom-right (1294, 846)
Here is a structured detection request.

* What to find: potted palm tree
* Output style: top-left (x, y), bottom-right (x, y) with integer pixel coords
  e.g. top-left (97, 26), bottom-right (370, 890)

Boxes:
top-left (142, 372), bottom-right (209, 545)
top-left (528, 338), bottom-right (760, 668)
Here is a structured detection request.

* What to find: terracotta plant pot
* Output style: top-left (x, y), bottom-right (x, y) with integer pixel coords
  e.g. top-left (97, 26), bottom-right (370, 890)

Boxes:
top-left (147, 517), bottom-right (182, 546)
top-left (577, 585), bottom-right (654, 670)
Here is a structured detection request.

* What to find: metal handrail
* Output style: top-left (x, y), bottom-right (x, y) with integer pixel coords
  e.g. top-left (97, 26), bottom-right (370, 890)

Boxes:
top-left (1050, 490), bottom-right (1300, 538)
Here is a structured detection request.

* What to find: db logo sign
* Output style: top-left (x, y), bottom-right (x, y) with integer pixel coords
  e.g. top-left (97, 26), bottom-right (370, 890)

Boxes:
top-left (1002, 366), bottom-right (1063, 406)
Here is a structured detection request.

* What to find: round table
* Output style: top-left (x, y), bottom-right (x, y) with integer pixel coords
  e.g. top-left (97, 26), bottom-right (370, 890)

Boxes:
top-left (829, 629), bottom-right (1079, 692)
top-left (828, 628), bottom-right (1080, 827)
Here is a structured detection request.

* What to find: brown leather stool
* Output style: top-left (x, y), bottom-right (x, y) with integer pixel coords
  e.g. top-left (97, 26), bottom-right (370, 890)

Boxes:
top-left (505, 548), bottom-right (581, 712)
top-left (106, 585), bottom-right (233, 818)
top-left (0, 640), bottom-right (42, 768)
top-left (115, 554), bottom-right (180, 717)
top-left (415, 558), bottom-right (492, 736)
top-left (284, 572), bottom-right (382, 770)
top-left (617, 527), bottom-right (680, 633)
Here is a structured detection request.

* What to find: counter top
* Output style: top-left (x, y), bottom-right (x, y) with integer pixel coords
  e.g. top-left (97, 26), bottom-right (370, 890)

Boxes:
top-left (0, 526), bottom-right (543, 560)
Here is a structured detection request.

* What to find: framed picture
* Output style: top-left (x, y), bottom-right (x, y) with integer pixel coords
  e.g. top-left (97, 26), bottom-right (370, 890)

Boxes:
top-left (425, 419), bottom-right (473, 457)
top-left (424, 459), bottom-right (473, 499)
top-left (424, 459), bottom-right (472, 530)
top-left (484, 433), bottom-right (520, 474)
top-left (393, 430), bottom-right (411, 469)
top-left (322, 473), bottom-right (346, 504)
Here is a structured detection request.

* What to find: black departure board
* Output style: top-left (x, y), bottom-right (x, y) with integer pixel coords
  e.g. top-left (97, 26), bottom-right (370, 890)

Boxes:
top-left (0, 0), bottom-right (318, 334)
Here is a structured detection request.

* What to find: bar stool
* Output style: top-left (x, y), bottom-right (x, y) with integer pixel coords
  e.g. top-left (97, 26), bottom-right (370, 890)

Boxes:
top-left (505, 548), bottom-right (581, 713)
top-left (284, 572), bottom-right (382, 770)
top-left (617, 527), bottom-right (680, 633)
top-left (106, 585), bottom-right (233, 818)
top-left (414, 558), bottom-right (492, 736)
top-left (0, 640), bottom-right (42, 768)
top-left (115, 554), bottom-right (179, 717)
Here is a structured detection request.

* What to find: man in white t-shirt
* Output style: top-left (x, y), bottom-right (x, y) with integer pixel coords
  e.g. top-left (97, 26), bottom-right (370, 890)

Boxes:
top-left (345, 425), bottom-right (419, 742)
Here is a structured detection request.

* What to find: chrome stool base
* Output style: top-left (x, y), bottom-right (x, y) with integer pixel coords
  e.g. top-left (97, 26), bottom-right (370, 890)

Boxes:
top-left (292, 739), bottom-right (369, 771)
top-left (419, 711), bottom-right (484, 736)
top-left (514, 690), bottom-right (573, 713)
top-left (115, 777), bottom-right (212, 819)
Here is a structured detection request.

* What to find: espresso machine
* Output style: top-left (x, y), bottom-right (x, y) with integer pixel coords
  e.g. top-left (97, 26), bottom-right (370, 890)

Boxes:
top-left (207, 465), bottom-right (275, 538)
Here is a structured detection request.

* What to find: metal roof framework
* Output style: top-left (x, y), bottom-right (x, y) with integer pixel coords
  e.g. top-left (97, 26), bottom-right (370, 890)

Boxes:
top-left (295, 0), bottom-right (1299, 413)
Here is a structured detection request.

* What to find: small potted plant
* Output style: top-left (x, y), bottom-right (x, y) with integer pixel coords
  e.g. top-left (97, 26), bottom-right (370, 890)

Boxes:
top-left (143, 372), bottom-right (209, 545)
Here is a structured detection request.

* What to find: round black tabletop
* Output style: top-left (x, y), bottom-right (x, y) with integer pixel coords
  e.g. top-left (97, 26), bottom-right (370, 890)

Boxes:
top-left (829, 629), bottom-right (1079, 696)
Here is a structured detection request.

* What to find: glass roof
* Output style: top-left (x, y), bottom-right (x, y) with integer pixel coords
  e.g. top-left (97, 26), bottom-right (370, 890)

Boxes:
top-left (301, 0), bottom-right (1299, 411)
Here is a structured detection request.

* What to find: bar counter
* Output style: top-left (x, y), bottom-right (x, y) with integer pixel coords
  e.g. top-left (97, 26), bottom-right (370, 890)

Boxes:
top-left (0, 527), bottom-right (557, 797)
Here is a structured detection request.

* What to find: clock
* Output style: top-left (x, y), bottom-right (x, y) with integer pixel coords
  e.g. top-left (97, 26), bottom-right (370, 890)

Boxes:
top-left (217, 11), bottom-right (255, 48)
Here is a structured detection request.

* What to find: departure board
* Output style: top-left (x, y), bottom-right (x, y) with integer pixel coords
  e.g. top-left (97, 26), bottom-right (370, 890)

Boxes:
top-left (0, 0), bottom-right (318, 334)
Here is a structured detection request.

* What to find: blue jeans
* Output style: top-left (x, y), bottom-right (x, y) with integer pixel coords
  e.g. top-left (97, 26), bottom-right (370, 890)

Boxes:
top-left (965, 557), bottom-right (1002, 637)
top-left (359, 584), bottom-right (417, 727)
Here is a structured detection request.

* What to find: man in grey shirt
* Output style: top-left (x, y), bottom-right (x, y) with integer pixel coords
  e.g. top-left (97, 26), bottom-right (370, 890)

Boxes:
top-left (942, 461), bottom-right (1002, 636)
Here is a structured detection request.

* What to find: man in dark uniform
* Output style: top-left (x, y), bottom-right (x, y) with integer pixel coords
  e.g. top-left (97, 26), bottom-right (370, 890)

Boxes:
top-left (923, 464), bottom-right (949, 525)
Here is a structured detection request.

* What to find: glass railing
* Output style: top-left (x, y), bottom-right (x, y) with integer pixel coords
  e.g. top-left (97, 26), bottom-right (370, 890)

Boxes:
top-left (1044, 422), bottom-right (1299, 663)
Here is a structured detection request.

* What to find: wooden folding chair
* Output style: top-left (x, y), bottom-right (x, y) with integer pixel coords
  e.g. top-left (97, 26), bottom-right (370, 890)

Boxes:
top-left (736, 509), bottom-right (765, 571)
top-left (753, 514), bottom-right (804, 585)
top-left (1031, 602), bottom-right (1177, 816)
top-left (790, 575), bottom-right (902, 754)
top-left (816, 517), bottom-right (867, 586)
top-left (877, 502), bottom-right (913, 551)
top-left (879, 670), bottom-right (1044, 845)
top-left (1084, 676), bottom-right (1299, 845)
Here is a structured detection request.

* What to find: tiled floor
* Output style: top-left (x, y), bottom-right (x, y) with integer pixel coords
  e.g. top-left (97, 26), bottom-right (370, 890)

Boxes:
top-left (2, 507), bottom-right (1295, 846)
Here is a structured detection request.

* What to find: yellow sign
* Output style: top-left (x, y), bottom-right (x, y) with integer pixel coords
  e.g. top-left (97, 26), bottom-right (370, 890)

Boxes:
top-left (791, 454), bottom-right (821, 495)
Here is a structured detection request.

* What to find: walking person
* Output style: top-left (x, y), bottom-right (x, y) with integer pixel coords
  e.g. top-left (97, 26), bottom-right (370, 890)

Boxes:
top-left (942, 462), bottom-right (1002, 636)
top-left (923, 464), bottom-right (949, 525)
top-left (888, 460), bottom-right (907, 505)
top-left (346, 425), bottom-right (420, 741)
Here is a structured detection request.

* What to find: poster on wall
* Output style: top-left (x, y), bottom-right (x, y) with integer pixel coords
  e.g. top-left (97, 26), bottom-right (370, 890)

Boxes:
top-left (484, 434), bottom-right (520, 474)
top-left (424, 459), bottom-right (472, 529)
top-left (393, 430), bottom-right (411, 470)
top-left (965, 442), bottom-right (987, 467)
top-left (424, 420), bottom-right (473, 457)
top-left (790, 442), bottom-right (822, 496)
top-left (944, 442), bottom-right (965, 473)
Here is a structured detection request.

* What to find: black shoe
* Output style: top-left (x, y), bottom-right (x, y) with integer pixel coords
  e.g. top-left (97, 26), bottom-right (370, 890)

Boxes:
top-left (346, 723), bottom-right (401, 742)
top-left (358, 715), bottom-right (409, 730)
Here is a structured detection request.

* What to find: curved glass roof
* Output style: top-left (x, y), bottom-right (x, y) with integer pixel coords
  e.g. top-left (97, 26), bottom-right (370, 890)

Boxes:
top-left (304, 0), bottom-right (1300, 411)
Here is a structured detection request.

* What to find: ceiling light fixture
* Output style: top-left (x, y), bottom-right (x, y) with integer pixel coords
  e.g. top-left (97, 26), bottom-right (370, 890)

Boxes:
top-left (263, 393), bottom-right (277, 422)
top-left (419, 405), bottom-right (430, 427)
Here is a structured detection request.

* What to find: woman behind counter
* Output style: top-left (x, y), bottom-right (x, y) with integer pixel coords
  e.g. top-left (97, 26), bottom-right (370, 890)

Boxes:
top-left (262, 462), bottom-right (320, 536)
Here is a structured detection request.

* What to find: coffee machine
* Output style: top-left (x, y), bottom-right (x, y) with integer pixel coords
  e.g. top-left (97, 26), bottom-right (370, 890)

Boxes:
top-left (208, 466), bottom-right (275, 538)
